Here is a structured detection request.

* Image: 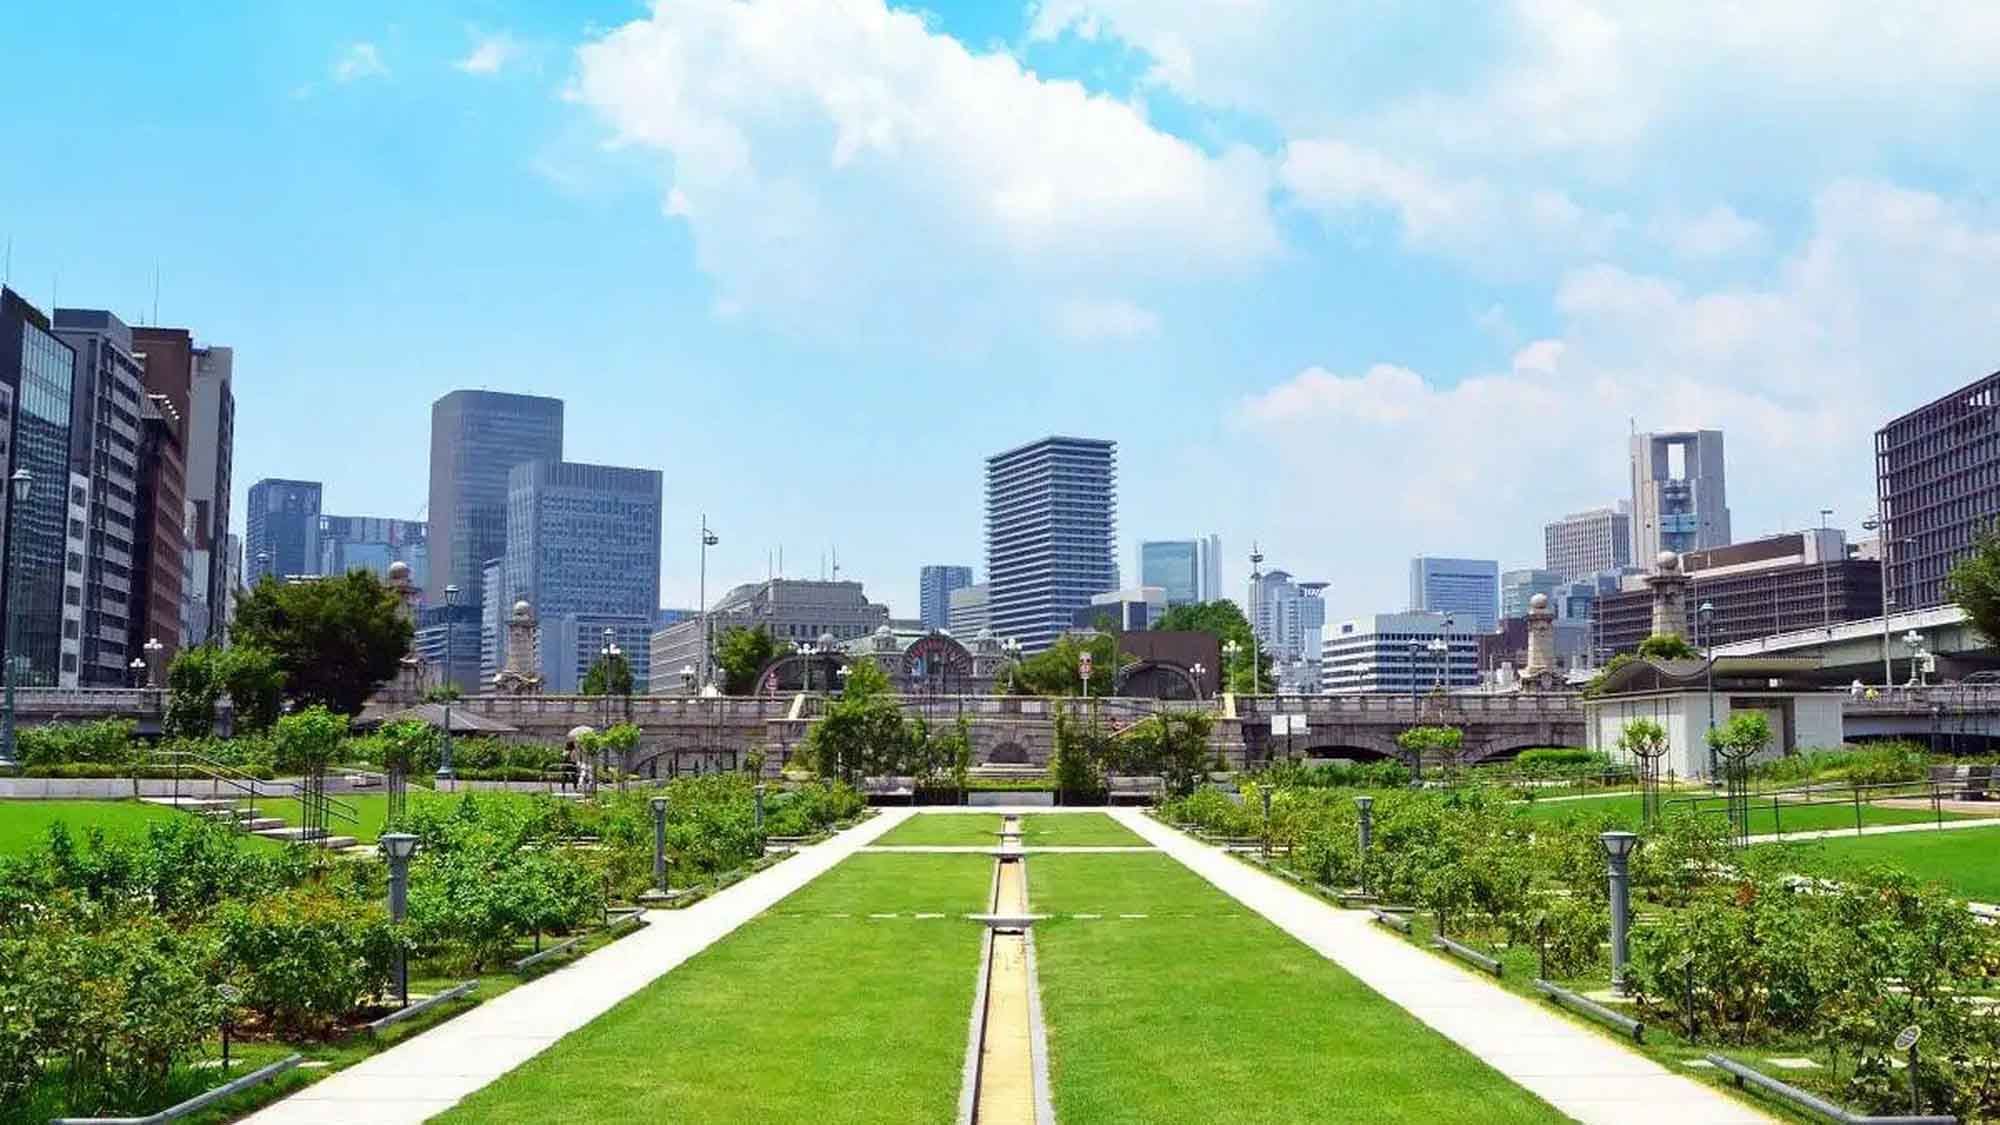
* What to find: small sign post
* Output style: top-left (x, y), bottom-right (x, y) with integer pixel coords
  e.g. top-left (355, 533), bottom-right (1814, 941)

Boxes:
top-left (1895, 1024), bottom-right (1922, 1114)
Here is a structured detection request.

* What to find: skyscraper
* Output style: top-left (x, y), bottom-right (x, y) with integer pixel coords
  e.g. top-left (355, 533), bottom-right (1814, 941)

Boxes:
top-left (1139, 535), bottom-right (1222, 606)
top-left (0, 289), bottom-right (78, 686)
top-left (132, 393), bottom-right (186, 667)
top-left (1408, 555), bottom-right (1499, 633)
top-left (131, 327), bottom-right (232, 645)
top-left (245, 478), bottom-right (322, 581)
top-left (504, 460), bottom-right (662, 688)
top-left (318, 515), bottom-right (425, 586)
top-left (1629, 429), bottom-right (1730, 562)
top-left (985, 436), bottom-right (1118, 652)
top-left (426, 390), bottom-right (563, 611)
top-left (1248, 568), bottom-right (1328, 692)
top-left (1875, 370), bottom-right (2000, 612)
top-left (1543, 506), bottom-right (1632, 581)
top-left (51, 309), bottom-right (146, 686)
top-left (918, 564), bottom-right (973, 631)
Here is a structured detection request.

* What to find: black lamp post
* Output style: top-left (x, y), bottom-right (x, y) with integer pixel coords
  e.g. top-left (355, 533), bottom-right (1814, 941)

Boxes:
top-left (0, 468), bottom-right (31, 771)
top-left (381, 832), bottom-right (419, 1008)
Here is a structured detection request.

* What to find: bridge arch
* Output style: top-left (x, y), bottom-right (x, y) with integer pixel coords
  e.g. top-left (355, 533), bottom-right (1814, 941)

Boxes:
top-left (754, 652), bottom-right (849, 695)
top-left (1465, 733), bottom-right (1590, 764)
top-left (1295, 733), bottom-right (1402, 760)
top-left (1112, 660), bottom-right (1200, 700)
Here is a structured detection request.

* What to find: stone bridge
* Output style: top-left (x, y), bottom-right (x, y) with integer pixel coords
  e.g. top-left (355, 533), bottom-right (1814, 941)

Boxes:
top-left (10, 688), bottom-right (1589, 775)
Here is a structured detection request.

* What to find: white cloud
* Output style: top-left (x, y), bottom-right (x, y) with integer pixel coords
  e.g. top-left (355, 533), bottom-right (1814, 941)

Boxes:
top-left (571, 0), bottom-right (1279, 336)
top-left (1650, 205), bottom-right (1765, 260)
top-left (1280, 137), bottom-right (1623, 269)
top-left (1053, 297), bottom-right (1160, 341)
top-left (1235, 179), bottom-right (2000, 618)
top-left (455, 30), bottom-right (521, 76)
top-left (331, 42), bottom-right (388, 84)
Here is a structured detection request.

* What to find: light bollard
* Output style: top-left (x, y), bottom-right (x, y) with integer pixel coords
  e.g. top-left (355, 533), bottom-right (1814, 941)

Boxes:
top-left (651, 796), bottom-right (669, 895)
top-left (380, 832), bottom-right (419, 1008)
top-left (1355, 794), bottom-right (1374, 892)
top-left (1260, 786), bottom-right (1273, 860)
top-left (1599, 831), bottom-right (1640, 995)
top-left (754, 784), bottom-right (766, 836)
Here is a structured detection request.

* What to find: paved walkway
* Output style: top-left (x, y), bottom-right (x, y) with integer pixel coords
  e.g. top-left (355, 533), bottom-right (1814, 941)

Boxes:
top-left (862, 844), bottom-right (1157, 854)
top-left (1111, 809), bottom-right (1772, 1125)
top-left (243, 809), bottom-right (915, 1125)
top-left (1746, 814), bottom-right (2000, 845)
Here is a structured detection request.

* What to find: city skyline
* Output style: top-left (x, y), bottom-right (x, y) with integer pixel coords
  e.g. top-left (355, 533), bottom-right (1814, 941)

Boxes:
top-left (5, 5), bottom-right (1997, 623)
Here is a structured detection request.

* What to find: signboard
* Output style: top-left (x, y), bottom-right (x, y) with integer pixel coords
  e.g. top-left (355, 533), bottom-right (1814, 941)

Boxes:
top-left (1270, 715), bottom-right (1307, 735)
top-left (1895, 1025), bottom-right (1922, 1052)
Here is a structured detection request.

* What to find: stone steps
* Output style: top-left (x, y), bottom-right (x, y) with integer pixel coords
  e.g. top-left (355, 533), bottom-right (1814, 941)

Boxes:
top-left (251, 825), bottom-right (359, 850)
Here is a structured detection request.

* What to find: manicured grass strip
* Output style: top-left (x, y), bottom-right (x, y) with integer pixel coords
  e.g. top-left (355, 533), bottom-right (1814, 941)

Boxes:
top-left (1021, 813), bottom-right (1146, 846)
top-left (872, 811), bottom-right (1003, 845)
top-left (1762, 825), bottom-right (2000, 902)
top-left (1515, 791), bottom-right (1966, 834)
top-left (0, 798), bottom-right (187, 854)
top-left (439, 854), bottom-right (994, 1125)
top-left (1030, 854), bottom-right (1565, 1124)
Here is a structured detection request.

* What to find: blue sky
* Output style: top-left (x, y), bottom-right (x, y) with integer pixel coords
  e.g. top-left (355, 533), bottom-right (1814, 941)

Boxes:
top-left (4, 1), bottom-right (1998, 621)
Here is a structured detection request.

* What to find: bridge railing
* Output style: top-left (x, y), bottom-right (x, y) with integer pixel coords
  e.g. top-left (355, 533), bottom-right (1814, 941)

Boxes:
top-left (1235, 693), bottom-right (1584, 719)
top-left (13, 687), bottom-right (165, 712)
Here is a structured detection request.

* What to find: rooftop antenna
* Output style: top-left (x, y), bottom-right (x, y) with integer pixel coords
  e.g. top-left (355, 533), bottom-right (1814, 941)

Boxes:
top-left (831, 545), bottom-right (840, 581)
top-left (3, 236), bottom-right (10, 289)
top-left (151, 264), bottom-right (160, 325)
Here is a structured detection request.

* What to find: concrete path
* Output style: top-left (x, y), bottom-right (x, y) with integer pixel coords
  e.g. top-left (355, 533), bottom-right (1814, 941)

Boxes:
top-left (862, 845), bottom-right (1157, 854)
top-left (243, 809), bottom-right (916, 1125)
top-left (1111, 809), bottom-right (1772, 1125)
top-left (1747, 814), bottom-right (2000, 845)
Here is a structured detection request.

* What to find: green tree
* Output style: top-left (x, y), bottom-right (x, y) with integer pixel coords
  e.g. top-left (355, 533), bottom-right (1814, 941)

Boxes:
top-left (220, 645), bottom-right (285, 732)
top-left (1636, 633), bottom-right (1700, 661)
top-left (581, 651), bottom-right (634, 696)
top-left (272, 704), bottom-right (347, 775)
top-left (997, 632), bottom-right (1124, 696)
top-left (1153, 599), bottom-right (1271, 692)
top-left (231, 571), bottom-right (411, 715)
top-left (1947, 521), bottom-right (2000, 642)
top-left (1121, 710), bottom-right (1217, 796)
top-left (714, 625), bottom-right (785, 694)
top-left (802, 658), bottom-right (907, 782)
top-left (164, 646), bottom-right (224, 738)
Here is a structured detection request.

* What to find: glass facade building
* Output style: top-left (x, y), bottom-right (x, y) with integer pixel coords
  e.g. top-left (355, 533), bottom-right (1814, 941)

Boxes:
top-left (1408, 555), bottom-right (1499, 634)
top-left (245, 478), bottom-right (322, 581)
top-left (426, 390), bottom-right (563, 611)
top-left (318, 514), bottom-right (425, 586)
top-left (504, 460), bottom-right (662, 688)
top-left (1, 290), bottom-right (79, 686)
top-left (918, 564), bottom-right (973, 631)
top-left (1139, 535), bottom-right (1221, 606)
top-left (985, 436), bottom-right (1118, 653)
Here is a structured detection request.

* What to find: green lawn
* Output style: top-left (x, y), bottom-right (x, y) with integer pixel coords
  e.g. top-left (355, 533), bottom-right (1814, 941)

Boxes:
top-left (1764, 825), bottom-right (2000, 902)
top-left (1021, 813), bottom-right (1146, 847)
top-left (1515, 791), bottom-right (1968, 835)
top-left (441, 853), bottom-right (993, 1124)
top-left (1030, 853), bottom-right (1565, 1123)
top-left (0, 798), bottom-right (186, 854)
top-left (872, 811), bottom-right (1003, 845)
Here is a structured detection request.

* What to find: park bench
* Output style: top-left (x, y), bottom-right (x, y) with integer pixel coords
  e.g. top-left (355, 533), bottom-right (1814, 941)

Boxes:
top-left (1931, 763), bottom-right (1991, 800)
top-left (1105, 775), bottom-right (1165, 805)
top-left (861, 776), bottom-right (918, 805)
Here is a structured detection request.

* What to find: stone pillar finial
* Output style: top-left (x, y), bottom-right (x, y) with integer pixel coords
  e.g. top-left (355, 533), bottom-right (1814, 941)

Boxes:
top-left (1523, 593), bottom-right (1557, 680)
top-left (1645, 551), bottom-right (1691, 641)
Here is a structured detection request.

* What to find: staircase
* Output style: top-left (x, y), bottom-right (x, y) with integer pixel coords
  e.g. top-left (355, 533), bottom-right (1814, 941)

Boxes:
top-left (141, 751), bottom-right (364, 852)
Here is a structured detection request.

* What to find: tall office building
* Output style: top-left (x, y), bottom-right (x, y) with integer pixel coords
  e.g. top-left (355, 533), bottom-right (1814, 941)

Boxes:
top-left (1876, 370), bottom-right (2000, 612)
top-left (0, 290), bottom-right (79, 686)
top-left (426, 390), bottom-right (563, 611)
top-left (131, 327), bottom-right (232, 644)
top-left (1500, 568), bottom-right (1568, 619)
top-left (985, 436), bottom-right (1118, 652)
top-left (1248, 568), bottom-right (1328, 692)
top-left (1138, 535), bottom-right (1222, 606)
top-left (918, 565), bottom-right (974, 631)
top-left (245, 478), bottom-right (323, 581)
top-left (947, 583), bottom-right (990, 637)
top-left (1629, 429), bottom-right (1730, 563)
top-left (132, 393), bottom-right (186, 665)
top-left (51, 310), bottom-right (146, 686)
top-left (504, 460), bottom-right (662, 688)
top-left (1408, 556), bottom-right (1499, 633)
top-left (319, 515), bottom-right (425, 585)
top-left (1544, 506), bottom-right (1632, 581)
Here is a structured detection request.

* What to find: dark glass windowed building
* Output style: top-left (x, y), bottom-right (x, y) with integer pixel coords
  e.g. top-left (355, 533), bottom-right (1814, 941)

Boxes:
top-left (246, 478), bottom-right (322, 581)
top-left (1876, 370), bottom-right (2000, 612)
top-left (426, 390), bottom-right (563, 617)
top-left (0, 289), bottom-right (78, 686)
top-left (985, 436), bottom-right (1118, 653)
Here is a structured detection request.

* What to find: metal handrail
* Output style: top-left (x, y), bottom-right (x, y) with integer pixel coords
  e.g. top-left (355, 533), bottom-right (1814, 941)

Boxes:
top-left (1661, 778), bottom-right (1946, 838)
top-left (149, 749), bottom-right (360, 827)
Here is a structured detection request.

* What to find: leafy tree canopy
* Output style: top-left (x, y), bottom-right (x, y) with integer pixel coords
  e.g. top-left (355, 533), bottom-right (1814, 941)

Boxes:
top-left (998, 632), bottom-right (1125, 696)
top-left (1151, 599), bottom-right (1271, 692)
top-left (1636, 633), bottom-right (1700, 661)
top-left (231, 571), bottom-right (410, 716)
top-left (581, 652), bottom-right (635, 696)
top-left (714, 625), bottom-right (784, 695)
top-left (1947, 521), bottom-right (2000, 643)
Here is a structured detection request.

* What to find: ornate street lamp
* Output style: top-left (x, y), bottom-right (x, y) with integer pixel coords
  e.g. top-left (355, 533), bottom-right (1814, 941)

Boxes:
top-left (1903, 629), bottom-right (1926, 687)
top-left (1190, 661), bottom-right (1206, 700)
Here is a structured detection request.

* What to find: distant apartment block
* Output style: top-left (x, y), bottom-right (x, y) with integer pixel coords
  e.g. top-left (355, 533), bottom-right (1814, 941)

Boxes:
top-left (1321, 613), bottom-right (1481, 694)
top-left (986, 436), bottom-right (1118, 652)
top-left (1544, 506), bottom-right (1632, 581)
